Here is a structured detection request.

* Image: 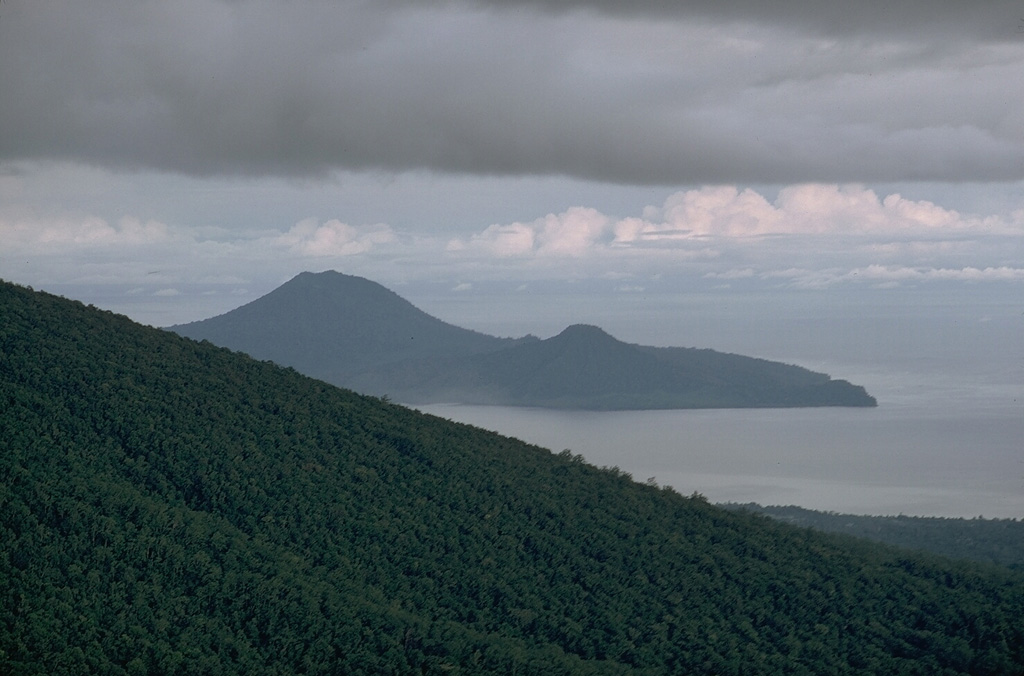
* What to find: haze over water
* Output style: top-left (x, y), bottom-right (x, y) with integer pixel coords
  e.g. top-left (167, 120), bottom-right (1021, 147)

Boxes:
top-left (415, 288), bottom-right (1024, 519)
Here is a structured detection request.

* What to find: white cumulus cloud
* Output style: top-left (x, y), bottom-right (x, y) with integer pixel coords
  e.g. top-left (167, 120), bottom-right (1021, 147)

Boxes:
top-left (457, 183), bottom-right (1019, 258)
top-left (637, 184), bottom-right (1000, 238)
top-left (276, 219), bottom-right (396, 257)
top-left (441, 183), bottom-right (1024, 290)
top-left (451, 206), bottom-right (612, 257)
top-left (1, 215), bottom-right (173, 251)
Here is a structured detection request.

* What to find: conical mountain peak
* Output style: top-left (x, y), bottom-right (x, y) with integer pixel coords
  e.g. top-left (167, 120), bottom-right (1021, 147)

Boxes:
top-left (557, 323), bottom-right (611, 338)
top-left (550, 324), bottom-right (621, 345)
top-left (169, 272), bottom-right (876, 409)
top-left (169, 271), bottom-right (514, 380)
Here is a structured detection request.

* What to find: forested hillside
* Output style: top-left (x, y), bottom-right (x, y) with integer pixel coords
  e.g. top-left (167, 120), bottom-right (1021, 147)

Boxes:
top-left (724, 504), bottom-right (1024, 569)
top-left (2, 279), bottom-right (1022, 675)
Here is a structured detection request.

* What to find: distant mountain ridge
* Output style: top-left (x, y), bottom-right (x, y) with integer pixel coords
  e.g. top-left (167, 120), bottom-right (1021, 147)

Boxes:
top-left (170, 271), bottom-right (876, 409)
top-left (169, 271), bottom-right (522, 384)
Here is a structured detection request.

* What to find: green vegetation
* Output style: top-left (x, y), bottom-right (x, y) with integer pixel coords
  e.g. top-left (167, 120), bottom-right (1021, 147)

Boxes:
top-left (724, 504), bottom-right (1024, 569)
top-left (171, 271), bottom-right (876, 409)
top-left (3, 279), bottom-right (1021, 674)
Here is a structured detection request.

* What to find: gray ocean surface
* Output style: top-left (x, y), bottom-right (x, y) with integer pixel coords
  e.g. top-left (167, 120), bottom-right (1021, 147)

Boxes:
top-left (410, 287), bottom-right (1022, 519)
top-left (51, 278), bottom-right (1024, 518)
top-left (413, 341), bottom-right (1022, 519)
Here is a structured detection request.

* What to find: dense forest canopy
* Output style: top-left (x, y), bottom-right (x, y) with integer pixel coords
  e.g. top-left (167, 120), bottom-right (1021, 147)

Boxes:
top-left (2, 279), bottom-right (1022, 675)
top-left (723, 504), bottom-right (1024, 569)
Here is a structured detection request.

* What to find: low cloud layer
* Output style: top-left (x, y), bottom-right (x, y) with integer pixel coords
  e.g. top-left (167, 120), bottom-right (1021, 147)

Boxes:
top-left (445, 0), bottom-right (1023, 40)
top-left (2, 0), bottom-right (1023, 183)
top-left (450, 184), bottom-right (1022, 257)
top-left (5, 183), bottom-right (1021, 326)
top-left (2, 0), bottom-right (1021, 329)
top-left (278, 219), bottom-right (397, 258)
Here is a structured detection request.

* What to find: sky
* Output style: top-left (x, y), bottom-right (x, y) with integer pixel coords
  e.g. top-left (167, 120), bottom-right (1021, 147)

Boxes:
top-left (1, 0), bottom-right (1023, 374)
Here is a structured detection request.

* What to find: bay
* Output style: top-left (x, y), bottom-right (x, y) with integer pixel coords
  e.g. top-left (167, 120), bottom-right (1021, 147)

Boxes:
top-left (414, 367), bottom-right (1023, 519)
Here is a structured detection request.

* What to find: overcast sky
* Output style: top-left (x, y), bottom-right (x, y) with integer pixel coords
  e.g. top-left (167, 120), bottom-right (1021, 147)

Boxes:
top-left (1, 0), bottom-right (1023, 356)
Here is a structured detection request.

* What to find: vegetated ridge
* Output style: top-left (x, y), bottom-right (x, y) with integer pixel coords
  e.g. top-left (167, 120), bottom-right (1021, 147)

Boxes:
top-left (170, 271), bottom-right (876, 409)
top-left (2, 279), bottom-right (1022, 675)
top-left (722, 503), bottom-right (1024, 569)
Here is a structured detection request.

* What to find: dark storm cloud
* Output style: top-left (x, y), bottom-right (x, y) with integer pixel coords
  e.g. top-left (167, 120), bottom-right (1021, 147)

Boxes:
top-left (428, 0), bottom-right (1024, 41)
top-left (1, 0), bottom-right (1022, 183)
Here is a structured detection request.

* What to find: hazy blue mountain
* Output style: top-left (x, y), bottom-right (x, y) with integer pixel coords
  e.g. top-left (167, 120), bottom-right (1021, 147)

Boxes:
top-left (3, 279), bottom-right (1022, 674)
top-left (169, 271), bottom-right (522, 383)
top-left (170, 271), bottom-right (876, 409)
top-left (366, 323), bottom-right (875, 408)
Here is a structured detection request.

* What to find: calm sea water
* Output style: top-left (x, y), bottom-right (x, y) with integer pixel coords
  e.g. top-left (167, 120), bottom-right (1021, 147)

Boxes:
top-left (409, 289), bottom-right (1023, 519)
top-left (414, 366), bottom-right (1023, 519)
top-left (51, 278), bottom-right (1021, 517)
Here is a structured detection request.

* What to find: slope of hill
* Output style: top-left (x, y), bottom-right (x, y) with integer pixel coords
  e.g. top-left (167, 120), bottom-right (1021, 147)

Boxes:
top-left (169, 271), bottom-right (875, 409)
top-left (722, 503), bottom-right (1024, 569)
top-left (2, 279), bottom-right (1022, 675)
